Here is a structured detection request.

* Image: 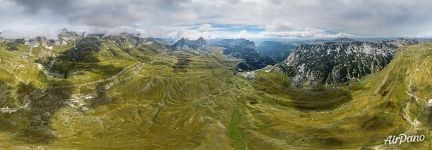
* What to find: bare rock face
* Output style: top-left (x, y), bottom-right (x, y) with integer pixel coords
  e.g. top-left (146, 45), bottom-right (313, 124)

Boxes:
top-left (277, 39), bottom-right (418, 87)
top-left (57, 28), bottom-right (83, 45)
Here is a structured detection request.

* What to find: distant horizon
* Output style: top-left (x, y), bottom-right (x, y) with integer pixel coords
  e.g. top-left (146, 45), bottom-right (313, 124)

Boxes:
top-left (1, 28), bottom-right (431, 42)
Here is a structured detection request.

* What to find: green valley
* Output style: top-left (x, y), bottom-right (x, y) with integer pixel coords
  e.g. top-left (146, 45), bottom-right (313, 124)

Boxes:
top-left (0, 36), bottom-right (431, 150)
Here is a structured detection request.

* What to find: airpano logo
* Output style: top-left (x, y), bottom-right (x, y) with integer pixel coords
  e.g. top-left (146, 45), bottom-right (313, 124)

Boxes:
top-left (384, 134), bottom-right (425, 145)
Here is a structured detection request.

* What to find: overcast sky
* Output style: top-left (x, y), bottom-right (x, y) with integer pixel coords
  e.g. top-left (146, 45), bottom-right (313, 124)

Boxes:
top-left (1, 0), bottom-right (432, 39)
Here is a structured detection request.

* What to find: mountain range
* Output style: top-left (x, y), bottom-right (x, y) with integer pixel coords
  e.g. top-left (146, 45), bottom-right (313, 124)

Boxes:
top-left (0, 29), bottom-right (431, 149)
top-left (272, 38), bottom-right (418, 86)
top-left (212, 39), bottom-right (275, 71)
top-left (171, 37), bottom-right (208, 50)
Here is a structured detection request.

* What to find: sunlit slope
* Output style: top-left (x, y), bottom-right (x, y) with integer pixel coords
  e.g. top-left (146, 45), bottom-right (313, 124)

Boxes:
top-left (46, 51), bottom-right (241, 149)
top-left (1, 41), bottom-right (431, 150)
top-left (363, 43), bottom-right (432, 149)
top-left (0, 39), bottom-right (243, 149)
top-left (236, 43), bottom-right (432, 149)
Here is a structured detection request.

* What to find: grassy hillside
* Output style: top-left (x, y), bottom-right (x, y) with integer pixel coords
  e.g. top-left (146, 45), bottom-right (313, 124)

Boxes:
top-left (237, 43), bottom-right (432, 149)
top-left (0, 40), bottom-right (431, 149)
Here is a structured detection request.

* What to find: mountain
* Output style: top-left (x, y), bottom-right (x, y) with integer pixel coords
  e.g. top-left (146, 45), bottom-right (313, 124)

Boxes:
top-left (256, 41), bottom-right (295, 62)
top-left (213, 39), bottom-right (275, 71)
top-left (333, 37), bottom-right (357, 43)
top-left (1, 31), bottom-right (432, 149)
top-left (142, 37), bottom-right (171, 45)
top-left (103, 33), bottom-right (149, 48)
top-left (171, 37), bottom-right (208, 50)
top-left (390, 37), bottom-right (419, 47)
top-left (274, 39), bottom-right (418, 86)
top-left (0, 32), bottom-right (240, 149)
top-left (63, 36), bottom-right (102, 62)
top-left (247, 42), bottom-right (432, 149)
top-left (57, 28), bottom-right (84, 45)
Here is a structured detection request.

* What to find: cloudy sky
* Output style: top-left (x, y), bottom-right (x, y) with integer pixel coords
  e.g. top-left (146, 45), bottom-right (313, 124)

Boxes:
top-left (1, 0), bottom-right (432, 39)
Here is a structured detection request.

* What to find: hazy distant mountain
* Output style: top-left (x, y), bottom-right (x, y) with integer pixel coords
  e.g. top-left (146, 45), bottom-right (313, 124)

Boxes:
top-left (389, 37), bottom-right (419, 47)
top-left (256, 41), bottom-right (295, 62)
top-left (171, 37), bottom-right (208, 50)
top-left (143, 37), bottom-right (171, 45)
top-left (333, 37), bottom-right (356, 43)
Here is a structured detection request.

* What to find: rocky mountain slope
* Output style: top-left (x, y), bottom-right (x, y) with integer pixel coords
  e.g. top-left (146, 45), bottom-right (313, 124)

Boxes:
top-left (275, 38), bottom-right (418, 86)
top-left (213, 39), bottom-right (275, 71)
top-left (243, 42), bottom-right (432, 149)
top-left (57, 28), bottom-right (84, 45)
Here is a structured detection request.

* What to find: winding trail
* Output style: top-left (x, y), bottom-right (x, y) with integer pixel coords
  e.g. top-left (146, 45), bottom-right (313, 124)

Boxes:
top-left (402, 80), bottom-right (428, 134)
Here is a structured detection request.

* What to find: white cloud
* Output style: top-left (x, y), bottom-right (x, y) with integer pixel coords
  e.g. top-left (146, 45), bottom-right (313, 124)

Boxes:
top-left (197, 24), bottom-right (213, 32)
top-left (260, 28), bottom-right (353, 39)
top-left (1, 0), bottom-right (432, 39)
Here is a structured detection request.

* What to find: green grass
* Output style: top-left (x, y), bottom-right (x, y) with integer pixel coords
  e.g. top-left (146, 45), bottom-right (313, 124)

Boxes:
top-left (229, 108), bottom-right (248, 150)
top-left (1, 41), bottom-right (432, 149)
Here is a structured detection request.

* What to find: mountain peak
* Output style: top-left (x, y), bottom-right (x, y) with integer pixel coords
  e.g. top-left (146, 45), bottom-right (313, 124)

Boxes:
top-left (171, 37), bottom-right (208, 50)
top-left (216, 39), bottom-right (256, 49)
top-left (57, 29), bottom-right (83, 45)
top-left (333, 37), bottom-right (356, 43)
top-left (391, 37), bottom-right (418, 47)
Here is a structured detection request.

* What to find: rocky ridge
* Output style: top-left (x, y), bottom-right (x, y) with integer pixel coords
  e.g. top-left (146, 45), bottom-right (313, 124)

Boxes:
top-left (171, 37), bottom-right (208, 50)
top-left (274, 38), bottom-right (418, 86)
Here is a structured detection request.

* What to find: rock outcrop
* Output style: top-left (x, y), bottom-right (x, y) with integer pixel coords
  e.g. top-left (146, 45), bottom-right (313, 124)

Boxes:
top-left (276, 39), bottom-right (418, 86)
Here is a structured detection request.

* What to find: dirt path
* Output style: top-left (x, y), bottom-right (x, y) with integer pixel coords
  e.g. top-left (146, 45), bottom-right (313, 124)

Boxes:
top-left (403, 80), bottom-right (428, 133)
